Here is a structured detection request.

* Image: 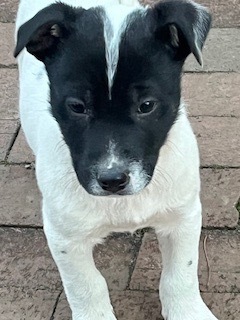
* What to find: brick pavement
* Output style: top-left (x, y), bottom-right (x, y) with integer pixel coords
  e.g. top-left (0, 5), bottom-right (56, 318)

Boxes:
top-left (0, 1), bottom-right (239, 319)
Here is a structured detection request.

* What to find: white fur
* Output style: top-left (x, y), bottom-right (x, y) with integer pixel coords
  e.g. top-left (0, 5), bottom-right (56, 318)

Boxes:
top-left (16, 1), bottom-right (218, 319)
top-left (102, 3), bottom-right (143, 98)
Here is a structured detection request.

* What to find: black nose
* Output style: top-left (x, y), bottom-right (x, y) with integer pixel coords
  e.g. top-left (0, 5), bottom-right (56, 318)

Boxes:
top-left (97, 169), bottom-right (130, 193)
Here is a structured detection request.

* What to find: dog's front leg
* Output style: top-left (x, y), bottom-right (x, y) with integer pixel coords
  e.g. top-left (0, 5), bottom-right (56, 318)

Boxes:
top-left (156, 197), bottom-right (218, 320)
top-left (44, 220), bottom-right (116, 320)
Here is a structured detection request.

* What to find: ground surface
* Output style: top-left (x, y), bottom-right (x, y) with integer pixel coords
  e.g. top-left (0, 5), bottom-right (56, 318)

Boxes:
top-left (0, 0), bottom-right (240, 319)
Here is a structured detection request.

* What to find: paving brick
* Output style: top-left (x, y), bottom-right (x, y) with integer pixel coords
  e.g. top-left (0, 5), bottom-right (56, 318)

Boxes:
top-left (0, 23), bottom-right (15, 66)
top-left (0, 229), bottom-right (140, 315)
top-left (0, 119), bottom-right (18, 133)
top-left (1, 227), bottom-right (237, 320)
top-left (0, 287), bottom-right (60, 320)
top-left (199, 231), bottom-right (240, 294)
top-left (185, 28), bottom-right (240, 72)
top-left (8, 128), bottom-right (35, 163)
top-left (201, 169), bottom-right (240, 228)
top-left (0, 68), bottom-right (19, 120)
top-left (1, 0), bottom-right (239, 27)
top-left (112, 291), bottom-right (162, 320)
top-left (129, 232), bottom-right (161, 291)
top-left (190, 117), bottom-right (240, 167)
top-left (0, 227), bottom-right (138, 291)
top-left (198, 0), bottom-right (240, 28)
top-left (53, 291), bottom-right (163, 320)
top-left (141, 0), bottom-right (240, 28)
top-left (0, 0), bottom-right (18, 23)
top-left (0, 165), bottom-right (42, 226)
top-left (0, 119), bottom-right (18, 161)
top-left (113, 291), bottom-right (239, 320)
top-left (54, 290), bottom-right (240, 320)
top-left (202, 293), bottom-right (240, 320)
top-left (94, 233), bottom-right (141, 291)
top-left (183, 73), bottom-right (240, 117)
top-left (130, 231), bottom-right (240, 296)
top-left (0, 227), bottom-right (61, 291)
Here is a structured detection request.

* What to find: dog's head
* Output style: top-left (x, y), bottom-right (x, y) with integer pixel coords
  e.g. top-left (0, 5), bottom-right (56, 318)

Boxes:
top-left (15, 0), bottom-right (211, 196)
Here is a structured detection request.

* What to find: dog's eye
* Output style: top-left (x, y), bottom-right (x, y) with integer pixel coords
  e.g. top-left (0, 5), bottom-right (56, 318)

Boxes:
top-left (138, 101), bottom-right (156, 115)
top-left (67, 98), bottom-right (86, 115)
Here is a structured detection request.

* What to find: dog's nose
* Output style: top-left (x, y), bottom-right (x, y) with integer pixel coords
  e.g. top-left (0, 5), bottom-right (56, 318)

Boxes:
top-left (97, 169), bottom-right (130, 193)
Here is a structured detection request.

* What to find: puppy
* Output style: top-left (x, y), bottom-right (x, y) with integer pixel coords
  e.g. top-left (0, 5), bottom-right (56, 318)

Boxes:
top-left (14, 0), bottom-right (218, 319)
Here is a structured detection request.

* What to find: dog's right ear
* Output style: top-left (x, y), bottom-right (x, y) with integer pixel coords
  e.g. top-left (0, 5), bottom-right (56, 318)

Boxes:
top-left (14, 3), bottom-right (82, 61)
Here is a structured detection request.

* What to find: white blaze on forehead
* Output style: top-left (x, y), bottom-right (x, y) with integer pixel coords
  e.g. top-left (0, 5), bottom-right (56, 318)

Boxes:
top-left (102, 4), bottom-right (145, 99)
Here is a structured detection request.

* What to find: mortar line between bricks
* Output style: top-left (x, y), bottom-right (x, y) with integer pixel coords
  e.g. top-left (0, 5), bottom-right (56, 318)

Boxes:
top-left (0, 161), bottom-right (35, 166)
top-left (0, 21), bottom-right (17, 24)
top-left (0, 64), bottom-right (17, 69)
top-left (4, 123), bottom-right (21, 162)
top-left (189, 115), bottom-right (240, 119)
top-left (184, 70), bottom-right (240, 74)
top-left (236, 197), bottom-right (240, 225)
top-left (49, 289), bottom-right (63, 320)
top-left (202, 226), bottom-right (240, 233)
top-left (200, 165), bottom-right (240, 169)
top-left (0, 224), bottom-right (43, 230)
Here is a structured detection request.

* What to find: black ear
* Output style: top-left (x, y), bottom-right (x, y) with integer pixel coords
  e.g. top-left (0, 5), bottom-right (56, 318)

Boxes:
top-left (152, 0), bottom-right (211, 65)
top-left (14, 3), bottom-right (79, 61)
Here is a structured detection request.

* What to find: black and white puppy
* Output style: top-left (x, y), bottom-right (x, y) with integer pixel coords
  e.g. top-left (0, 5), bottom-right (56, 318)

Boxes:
top-left (15, 0), bottom-right (217, 319)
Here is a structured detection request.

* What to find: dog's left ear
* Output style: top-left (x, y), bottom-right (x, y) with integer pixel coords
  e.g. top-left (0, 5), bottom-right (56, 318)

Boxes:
top-left (152, 0), bottom-right (211, 66)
